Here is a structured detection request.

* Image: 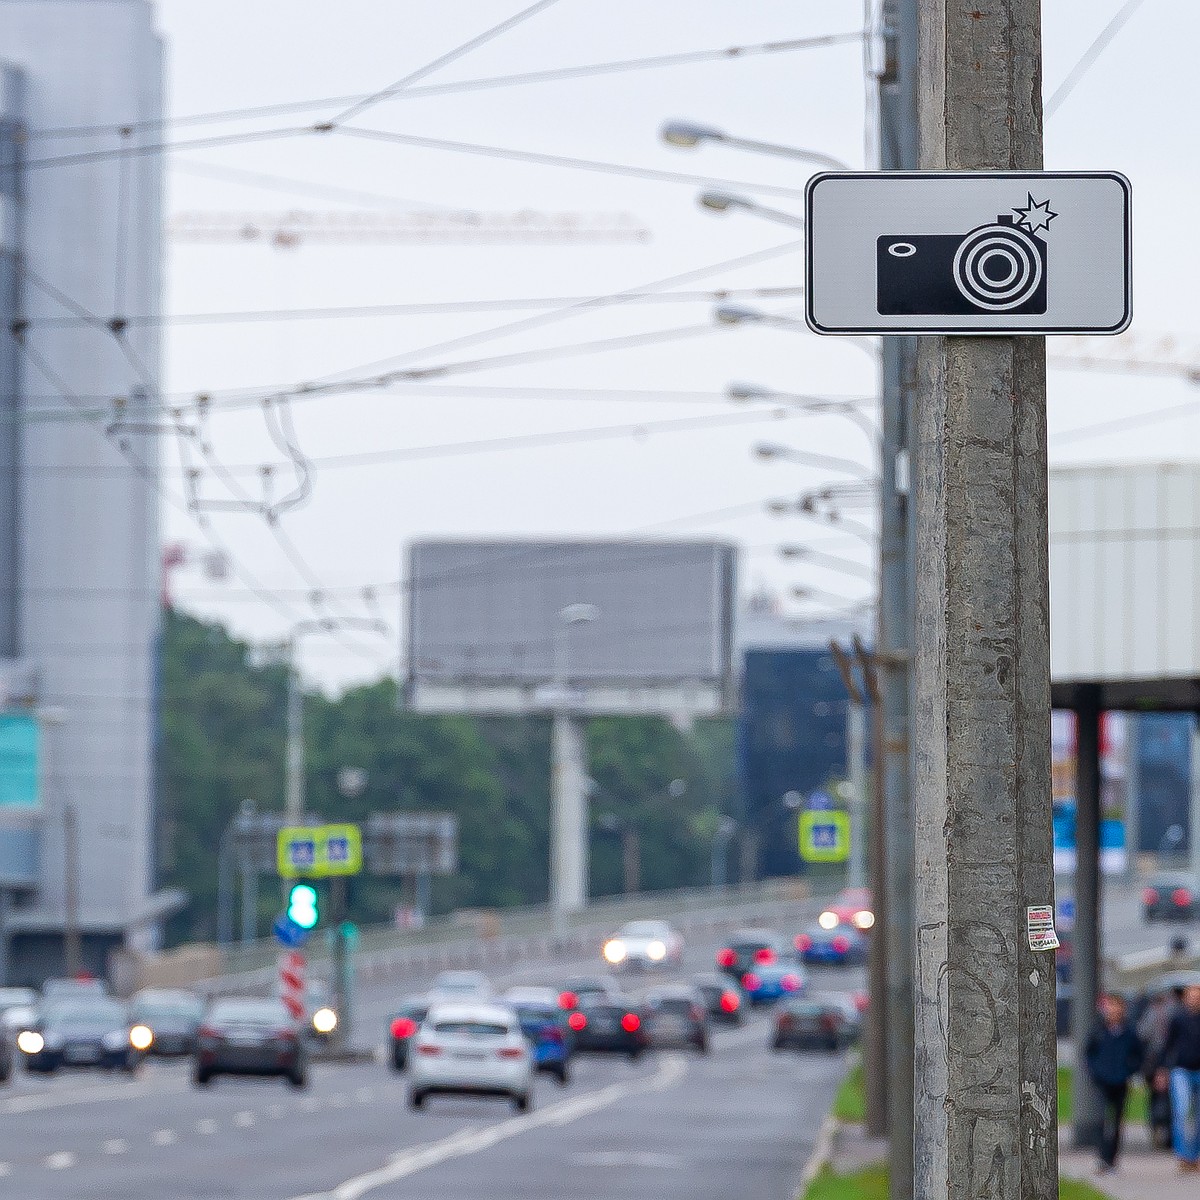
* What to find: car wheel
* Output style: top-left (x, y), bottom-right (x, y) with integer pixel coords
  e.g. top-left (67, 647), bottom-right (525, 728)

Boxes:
top-left (512, 1091), bottom-right (532, 1113)
top-left (390, 1050), bottom-right (406, 1074)
top-left (288, 1069), bottom-right (308, 1090)
top-left (193, 1068), bottom-right (213, 1088)
top-left (695, 1037), bottom-right (709, 1055)
top-left (408, 1089), bottom-right (425, 1110)
top-left (771, 1037), bottom-right (785, 1052)
top-left (627, 1048), bottom-right (644, 1063)
top-left (554, 1064), bottom-right (570, 1086)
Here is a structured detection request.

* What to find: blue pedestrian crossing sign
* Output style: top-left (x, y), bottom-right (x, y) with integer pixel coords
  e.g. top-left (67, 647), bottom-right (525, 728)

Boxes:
top-left (799, 810), bottom-right (851, 863)
top-left (277, 823), bottom-right (363, 878)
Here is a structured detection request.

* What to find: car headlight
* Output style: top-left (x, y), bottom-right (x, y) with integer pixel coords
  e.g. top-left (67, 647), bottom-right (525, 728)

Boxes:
top-left (853, 911), bottom-right (876, 930)
top-left (129, 1024), bottom-right (154, 1051)
top-left (646, 940), bottom-right (667, 961)
top-left (16, 1030), bottom-right (44, 1055)
top-left (603, 939), bottom-right (627, 964)
top-left (817, 911), bottom-right (839, 931)
top-left (102, 1030), bottom-right (129, 1051)
top-left (312, 1007), bottom-right (338, 1034)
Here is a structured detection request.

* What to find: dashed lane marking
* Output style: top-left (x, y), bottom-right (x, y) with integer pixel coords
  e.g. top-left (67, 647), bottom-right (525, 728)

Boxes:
top-left (195, 1118), bottom-right (218, 1135)
top-left (0, 1161), bottom-right (10, 1177)
top-left (103, 1139), bottom-right (128, 1155)
top-left (45, 1151), bottom-right (77, 1170)
top-left (288, 1053), bottom-right (689, 1200)
top-left (152, 1129), bottom-right (178, 1146)
top-left (234, 1110), bottom-right (256, 1128)
top-left (267, 1103), bottom-right (285, 1119)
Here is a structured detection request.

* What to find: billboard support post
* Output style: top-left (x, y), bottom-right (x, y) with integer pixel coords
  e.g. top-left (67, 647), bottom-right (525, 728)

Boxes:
top-left (550, 710), bottom-right (588, 933)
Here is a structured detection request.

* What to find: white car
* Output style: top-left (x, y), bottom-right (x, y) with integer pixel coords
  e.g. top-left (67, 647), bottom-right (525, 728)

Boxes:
top-left (601, 919), bottom-right (684, 970)
top-left (407, 1003), bottom-right (534, 1112)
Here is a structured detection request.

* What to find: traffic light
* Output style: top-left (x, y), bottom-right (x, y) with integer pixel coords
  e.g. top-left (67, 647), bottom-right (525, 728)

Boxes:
top-left (287, 883), bottom-right (319, 930)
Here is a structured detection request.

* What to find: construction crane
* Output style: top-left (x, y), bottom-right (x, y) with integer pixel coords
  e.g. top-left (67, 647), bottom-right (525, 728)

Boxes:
top-left (168, 209), bottom-right (652, 248)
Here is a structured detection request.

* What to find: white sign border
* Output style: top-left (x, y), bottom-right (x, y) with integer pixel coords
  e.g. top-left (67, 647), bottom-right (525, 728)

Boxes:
top-left (804, 170), bottom-right (1132, 337)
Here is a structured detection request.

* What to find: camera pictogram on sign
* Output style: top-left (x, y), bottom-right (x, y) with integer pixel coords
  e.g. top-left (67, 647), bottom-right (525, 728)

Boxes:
top-left (876, 194), bottom-right (1057, 317)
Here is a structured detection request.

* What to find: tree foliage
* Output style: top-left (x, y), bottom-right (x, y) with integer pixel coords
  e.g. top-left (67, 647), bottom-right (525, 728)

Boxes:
top-left (158, 609), bottom-right (733, 944)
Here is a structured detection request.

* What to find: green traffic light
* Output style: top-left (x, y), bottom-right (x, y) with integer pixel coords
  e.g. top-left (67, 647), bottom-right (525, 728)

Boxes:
top-left (288, 883), bottom-right (319, 930)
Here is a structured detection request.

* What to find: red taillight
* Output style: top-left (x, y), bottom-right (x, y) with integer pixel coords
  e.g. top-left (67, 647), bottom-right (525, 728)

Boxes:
top-left (496, 1046), bottom-right (524, 1059)
top-left (778, 1013), bottom-right (794, 1029)
top-left (754, 947), bottom-right (776, 966)
top-left (273, 1027), bottom-right (298, 1042)
top-left (197, 1024), bottom-right (219, 1040)
top-left (1143, 888), bottom-right (1160, 905)
top-left (716, 948), bottom-right (736, 968)
top-left (544, 1026), bottom-right (564, 1045)
top-left (1173, 888), bottom-right (1192, 907)
top-left (416, 1043), bottom-right (441, 1056)
top-left (689, 1004), bottom-right (705, 1023)
top-left (820, 1013), bottom-right (839, 1033)
top-left (559, 991), bottom-right (578, 1010)
top-left (832, 936), bottom-right (851, 955)
top-left (621, 1013), bottom-right (640, 1033)
top-left (742, 972), bottom-right (761, 992)
top-left (853, 992), bottom-right (869, 1013)
top-left (390, 1017), bottom-right (418, 1039)
top-left (719, 991), bottom-right (739, 1013)
top-left (567, 1011), bottom-right (587, 1031)
top-left (795, 934), bottom-right (813, 952)
top-left (781, 973), bottom-right (801, 992)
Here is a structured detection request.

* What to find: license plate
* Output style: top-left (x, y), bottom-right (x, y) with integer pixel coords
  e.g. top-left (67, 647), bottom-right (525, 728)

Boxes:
top-left (590, 1018), bottom-right (616, 1033)
top-left (454, 1051), bottom-right (486, 1061)
top-left (65, 1045), bottom-right (100, 1063)
top-left (655, 1017), bottom-right (686, 1036)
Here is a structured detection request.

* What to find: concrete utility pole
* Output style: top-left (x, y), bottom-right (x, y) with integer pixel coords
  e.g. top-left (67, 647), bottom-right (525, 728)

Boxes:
top-left (1072, 689), bottom-right (1103, 1149)
top-left (550, 604), bottom-right (598, 934)
top-left (831, 640), bottom-right (887, 1138)
top-left (912, 3), bottom-right (1058, 1199)
top-left (878, 0), bottom-right (919, 1190)
top-left (63, 801), bottom-right (81, 977)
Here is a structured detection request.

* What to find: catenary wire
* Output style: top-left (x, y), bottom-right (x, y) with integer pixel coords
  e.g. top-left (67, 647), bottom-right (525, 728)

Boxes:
top-left (328, 0), bottom-right (566, 127)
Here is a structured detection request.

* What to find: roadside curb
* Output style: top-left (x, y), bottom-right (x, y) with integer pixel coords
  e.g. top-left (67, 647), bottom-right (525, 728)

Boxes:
top-left (796, 1114), bottom-right (840, 1199)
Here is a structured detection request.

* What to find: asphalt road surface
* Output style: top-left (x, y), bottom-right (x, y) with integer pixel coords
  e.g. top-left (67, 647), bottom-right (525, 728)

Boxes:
top-left (0, 882), bottom-right (1174, 1200)
top-left (0, 923), bottom-right (857, 1200)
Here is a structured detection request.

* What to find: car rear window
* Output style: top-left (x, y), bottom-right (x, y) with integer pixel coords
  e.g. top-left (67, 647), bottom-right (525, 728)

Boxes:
top-left (210, 1000), bottom-right (290, 1025)
top-left (514, 1005), bottom-right (558, 1023)
top-left (652, 998), bottom-right (695, 1015)
top-left (433, 1020), bottom-right (510, 1036)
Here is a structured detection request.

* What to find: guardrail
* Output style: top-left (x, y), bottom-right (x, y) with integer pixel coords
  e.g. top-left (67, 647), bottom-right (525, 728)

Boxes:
top-left (196, 875), bottom-right (841, 997)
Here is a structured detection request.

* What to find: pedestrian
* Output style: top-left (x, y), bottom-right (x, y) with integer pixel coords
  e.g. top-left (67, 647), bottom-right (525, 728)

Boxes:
top-left (1139, 987), bottom-right (1182, 1149)
top-left (1084, 992), bottom-right (1144, 1174)
top-left (1156, 983), bottom-right (1200, 1172)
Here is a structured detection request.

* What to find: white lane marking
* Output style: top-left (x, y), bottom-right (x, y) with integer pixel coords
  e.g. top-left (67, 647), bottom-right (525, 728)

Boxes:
top-left (267, 1103), bottom-right (285, 1119)
top-left (288, 1053), bottom-right (688, 1200)
top-left (103, 1138), bottom-right (129, 1155)
top-left (46, 1151), bottom-right (77, 1170)
top-left (0, 1161), bottom-right (11, 1177)
top-left (196, 1118), bottom-right (218, 1135)
top-left (1, 1077), bottom-right (186, 1117)
top-left (152, 1129), bottom-right (178, 1146)
top-left (571, 1150), bottom-right (682, 1169)
top-left (234, 1110), bottom-right (256, 1128)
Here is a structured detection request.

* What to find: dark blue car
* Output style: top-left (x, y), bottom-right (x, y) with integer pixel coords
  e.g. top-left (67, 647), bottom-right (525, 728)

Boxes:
top-left (795, 922), bottom-right (868, 966)
top-left (503, 988), bottom-right (573, 1084)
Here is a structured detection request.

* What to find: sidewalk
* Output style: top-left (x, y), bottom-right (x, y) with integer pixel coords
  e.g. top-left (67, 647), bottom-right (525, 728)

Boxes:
top-left (829, 1121), bottom-right (1196, 1200)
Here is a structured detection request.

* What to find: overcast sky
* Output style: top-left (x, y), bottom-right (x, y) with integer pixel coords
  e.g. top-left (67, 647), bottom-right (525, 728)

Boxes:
top-left (145, 0), bottom-right (1199, 690)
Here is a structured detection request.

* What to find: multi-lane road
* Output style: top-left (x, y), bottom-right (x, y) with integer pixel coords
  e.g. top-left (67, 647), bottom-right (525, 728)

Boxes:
top-left (0, 923), bottom-right (854, 1200)
top-left (0, 879), bottom-right (1176, 1200)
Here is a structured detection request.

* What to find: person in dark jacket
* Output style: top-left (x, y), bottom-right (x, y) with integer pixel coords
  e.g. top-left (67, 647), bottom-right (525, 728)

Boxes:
top-left (1085, 992), bottom-right (1144, 1173)
top-left (1156, 984), bottom-right (1200, 1171)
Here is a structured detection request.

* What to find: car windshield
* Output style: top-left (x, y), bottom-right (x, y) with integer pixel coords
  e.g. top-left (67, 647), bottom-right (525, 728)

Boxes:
top-left (433, 1020), bottom-right (509, 1036)
top-left (210, 1001), bottom-right (289, 1025)
top-left (44, 1000), bottom-right (125, 1026)
top-left (652, 998), bottom-right (695, 1015)
top-left (621, 921), bottom-right (666, 937)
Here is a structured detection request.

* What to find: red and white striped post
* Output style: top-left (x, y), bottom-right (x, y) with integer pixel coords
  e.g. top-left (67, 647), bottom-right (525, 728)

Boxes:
top-left (279, 950), bottom-right (306, 1021)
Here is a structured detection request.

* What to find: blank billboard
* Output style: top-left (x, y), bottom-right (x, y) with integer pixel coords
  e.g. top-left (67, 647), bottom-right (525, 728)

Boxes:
top-left (406, 540), bottom-right (736, 716)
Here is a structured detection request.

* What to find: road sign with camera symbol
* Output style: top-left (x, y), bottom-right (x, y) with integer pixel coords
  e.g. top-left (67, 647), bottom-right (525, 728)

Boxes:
top-left (805, 172), bottom-right (1130, 335)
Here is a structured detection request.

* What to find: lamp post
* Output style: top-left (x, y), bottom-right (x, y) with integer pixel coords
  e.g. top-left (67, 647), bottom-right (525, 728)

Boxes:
top-left (592, 777), bottom-right (686, 895)
top-left (660, 120), bottom-right (851, 171)
top-left (550, 603), bottom-right (599, 935)
top-left (711, 816), bottom-right (738, 888)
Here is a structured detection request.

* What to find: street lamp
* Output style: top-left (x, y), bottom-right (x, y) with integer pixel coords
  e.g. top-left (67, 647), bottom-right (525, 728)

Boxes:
top-left (660, 120), bottom-right (852, 171)
top-left (778, 544), bottom-right (876, 580)
top-left (754, 441), bottom-right (876, 484)
top-left (731, 383), bottom-right (880, 445)
top-left (697, 190), bottom-right (806, 230)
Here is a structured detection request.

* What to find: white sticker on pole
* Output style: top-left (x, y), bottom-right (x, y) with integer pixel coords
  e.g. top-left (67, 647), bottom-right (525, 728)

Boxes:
top-left (1026, 905), bottom-right (1060, 952)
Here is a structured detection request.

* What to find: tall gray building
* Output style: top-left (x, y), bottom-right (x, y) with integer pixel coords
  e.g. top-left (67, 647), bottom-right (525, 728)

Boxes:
top-left (0, 0), bottom-right (172, 984)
